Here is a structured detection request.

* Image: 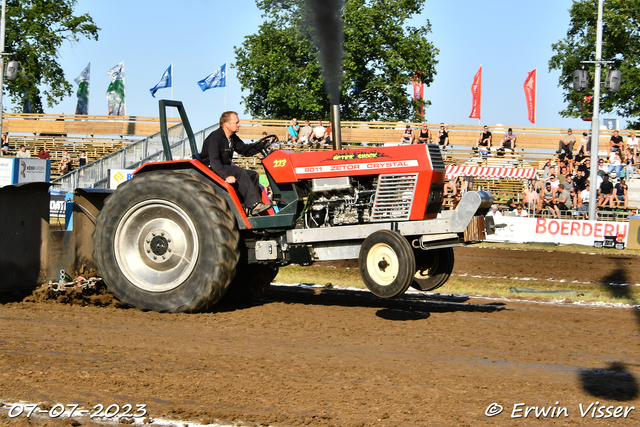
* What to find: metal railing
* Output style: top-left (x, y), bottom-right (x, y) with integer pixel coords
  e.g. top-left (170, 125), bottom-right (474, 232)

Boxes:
top-left (52, 123), bottom-right (219, 192)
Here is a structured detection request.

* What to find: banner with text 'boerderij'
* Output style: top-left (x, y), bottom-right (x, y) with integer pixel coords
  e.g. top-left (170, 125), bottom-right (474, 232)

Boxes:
top-left (486, 216), bottom-right (629, 246)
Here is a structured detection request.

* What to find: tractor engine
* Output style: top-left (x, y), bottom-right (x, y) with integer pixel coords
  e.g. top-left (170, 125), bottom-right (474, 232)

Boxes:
top-left (304, 176), bottom-right (377, 228)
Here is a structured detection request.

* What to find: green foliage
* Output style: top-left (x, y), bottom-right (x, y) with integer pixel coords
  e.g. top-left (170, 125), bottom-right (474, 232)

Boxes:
top-left (234, 0), bottom-right (438, 121)
top-left (549, 0), bottom-right (640, 128)
top-left (4, 0), bottom-right (99, 113)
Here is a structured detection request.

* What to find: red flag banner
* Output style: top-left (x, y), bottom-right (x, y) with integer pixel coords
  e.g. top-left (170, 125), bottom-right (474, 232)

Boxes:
top-left (523, 69), bottom-right (537, 124)
top-left (412, 78), bottom-right (425, 118)
top-left (469, 66), bottom-right (482, 119)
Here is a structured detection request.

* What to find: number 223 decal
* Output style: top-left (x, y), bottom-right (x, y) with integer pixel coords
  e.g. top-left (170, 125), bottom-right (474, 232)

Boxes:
top-left (273, 159), bottom-right (287, 168)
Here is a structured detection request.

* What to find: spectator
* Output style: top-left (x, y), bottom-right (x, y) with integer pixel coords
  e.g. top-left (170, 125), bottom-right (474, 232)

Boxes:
top-left (437, 123), bottom-right (450, 147)
top-left (16, 145), bottom-right (30, 158)
top-left (416, 123), bottom-right (432, 144)
top-left (542, 182), bottom-right (555, 214)
top-left (500, 128), bottom-right (517, 151)
top-left (626, 132), bottom-right (638, 157)
top-left (608, 130), bottom-right (623, 156)
top-left (78, 151), bottom-right (88, 167)
top-left (541, 159), bottom-right (552, 179)
top-left (61, 150), bottom-right (71, 163)
top-left (548, 174), bottom-right (560, 190)
top-left (613, 178), bottom-right (628, 209)
top-left (447, 193), bottom-right (462, 210)
top-left (514, 203), bottom-right (529, 217)
top-left (311, 120), bottom-right (327, 145)
top-left (286, 118), bottom-right (300, 145)
top-left (625, 148), bottom-right (636, 181)
top-left (597, 158), bottom-right (608, 177)
top-left (400, 124), bottom-right (414, 144)
top-left (299, 120), bottom-right (313, 145)
top-left (568, 187), bottom-right (578, 211)
top-left (574, 169), bottom-right (588, 192)
top-left (523, 185), bottom-right (540, 214)
top-left (474, 125), bottom-right (492, 152)
top-left (597, 174), bottom-right (614, 207)
top-left (563, 174), bottom-right (575, 192)
top-left (487, 204), bottom-right (503, 219)
top-left (577, 131), bottom-right (591, 155)
top-left (578, 182), bottom-right (591, 219)
top-left (37, 147), bottom-right (50, 159)
top-left (557, 165), bottom-right (569, 183)
top-left (556, 183), bottom-right (571, 215)
top-left (1, 133), bottom-right (9, 155)
top-left (58, 158), bottom-right (72, 174)
top-left (557, 128), bottom-right (575, 159)
top-left (608, 150), bottom-right (623, 178)
top-left (325, 124), bottom-right (332, 145)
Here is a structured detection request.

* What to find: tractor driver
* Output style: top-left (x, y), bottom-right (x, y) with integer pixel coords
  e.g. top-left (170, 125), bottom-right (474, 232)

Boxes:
top-left (200, 111), bottom-right (272, 216)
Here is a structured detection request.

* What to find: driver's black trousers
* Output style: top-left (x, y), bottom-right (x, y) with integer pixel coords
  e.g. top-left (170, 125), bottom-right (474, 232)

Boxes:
top-left (220, 164), bottom-right (261, 208)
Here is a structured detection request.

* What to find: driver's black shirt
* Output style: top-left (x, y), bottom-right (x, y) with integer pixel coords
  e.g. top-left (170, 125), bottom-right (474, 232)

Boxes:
top-left (199, 126), bottom-right (252, 179)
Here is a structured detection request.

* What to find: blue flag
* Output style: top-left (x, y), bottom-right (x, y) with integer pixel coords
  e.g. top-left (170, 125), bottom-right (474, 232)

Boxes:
top-left (150, 65), bottom-right (172, 98)
top-left (198, 63), bottom-right (226, 91)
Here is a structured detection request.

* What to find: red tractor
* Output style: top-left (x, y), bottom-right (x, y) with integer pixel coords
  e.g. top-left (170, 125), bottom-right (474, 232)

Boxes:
top-left (92, 101), bottom-right (494, 312)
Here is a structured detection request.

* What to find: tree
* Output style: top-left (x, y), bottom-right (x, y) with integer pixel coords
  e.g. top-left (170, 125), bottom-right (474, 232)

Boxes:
top-left (4, 0), bottom-right (100, 113)
top-left (234, 0), bottom-right (438, 121)
top-left (549, 0), bottom-right (640, 128)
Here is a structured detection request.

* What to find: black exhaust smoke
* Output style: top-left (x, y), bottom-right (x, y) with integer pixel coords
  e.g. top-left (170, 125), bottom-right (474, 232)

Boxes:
top-left (306, 0), bottom-right (343, 149)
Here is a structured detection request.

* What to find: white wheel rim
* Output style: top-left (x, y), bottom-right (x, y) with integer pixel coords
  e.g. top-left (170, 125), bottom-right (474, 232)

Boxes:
top-left (366, 243), bottom-right (399, 286)
top-left (114, 199), bottom-right (199, 292)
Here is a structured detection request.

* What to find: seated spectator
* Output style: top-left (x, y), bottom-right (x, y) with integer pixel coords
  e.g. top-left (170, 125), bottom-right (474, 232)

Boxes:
top-left (514, 203), bottom-right (529, 217)
top-left (416, 123), bottom-right (432, 144)
top-left (574, 169), bottom-right (588, 192)
top-left (568, 187), bottom-right (578, 211)
top-left (473, 125), bottom-right (492, 152)
top-left (541, 159), bottom-right (552, 179)
top-left (625, 148), bottom-right (636, 181)
top-left (445, 193), bottom-right (462, 210)
top-left (400, 124), bottom-right (414, 144)
top-left (500, 128), bottom-right (517, 151)
top-left (563, 174), bottom-right (575, 192)
top-left (608, 150), bottom-right (623, 178)
top-left (577, 131), bottom-right (591, 155)
top-left (626, 132), bottom-right (638, 157)
top-left (325, 124), bottom-right (333, 145)
top-left (613, 178), bottom-right (628, 209)
top-left (557, 128), bottom-right (575, 159)
top-left (286, 118), bottom-right (300, 145)
top-left (58, 158), bottom-right (72, 174)
top-left (16, 145), bottom-right (30, 158)
top-left (487, 204), bottom-right (503, 219)
top-left (597, 174), bottom-right (614, 207)
top-left (61, 150), bottom-right (71, 163)
top-left (1, 132), bottom-right (9, 155)
top-left (542, 182), bottom-right (555, 213)
top-left (548, 174), bottom-right (560, 190)
top-left (311, 120), bottom-right (327, 145)
top-left (608, 130), bottom-right (623, 155)
top-left (597, 158), bottom-right (608, 177)
top-left (299, 120), bottom-right (313, 145)
top-left (550, 183), bottom-right (570, 218)
top-left (437, 123), bottom-right (450, 147)
top-left (37, 147), bottom-right (50, 159)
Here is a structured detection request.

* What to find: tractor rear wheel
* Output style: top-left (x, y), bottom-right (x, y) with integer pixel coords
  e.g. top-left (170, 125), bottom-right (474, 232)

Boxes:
top-left (359, 230), bottom-right (415, 298)
top-left (411, 247), bottom-right (454, 292)
top-left (93, 171), bottom-right (240, 312)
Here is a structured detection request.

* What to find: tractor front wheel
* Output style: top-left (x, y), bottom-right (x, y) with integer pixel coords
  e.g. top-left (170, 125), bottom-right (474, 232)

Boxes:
top-left (359, 230), bottom-right (415, 298)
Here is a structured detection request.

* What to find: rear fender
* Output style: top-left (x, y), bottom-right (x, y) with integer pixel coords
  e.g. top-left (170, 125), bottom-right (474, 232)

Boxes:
top-left (133, 160), bottom-right (251, 229)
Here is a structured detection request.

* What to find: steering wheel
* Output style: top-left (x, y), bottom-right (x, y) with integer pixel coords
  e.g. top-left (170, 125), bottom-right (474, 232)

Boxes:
top-left (251, 134), bottom-right (279, 157)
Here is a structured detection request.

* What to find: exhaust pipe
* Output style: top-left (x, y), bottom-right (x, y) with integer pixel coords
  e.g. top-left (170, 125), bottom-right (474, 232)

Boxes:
top-left (330, 104), bottom-right (342, 150)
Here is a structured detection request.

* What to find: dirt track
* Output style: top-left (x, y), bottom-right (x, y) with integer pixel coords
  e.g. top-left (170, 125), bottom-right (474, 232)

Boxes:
top-left (1, 247), bottom-right (640, 426)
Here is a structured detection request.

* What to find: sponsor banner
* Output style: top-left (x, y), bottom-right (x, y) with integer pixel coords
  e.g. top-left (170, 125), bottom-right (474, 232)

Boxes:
top-left (0, 158), bottom-right (15, 187)
top-left (487, 216), bottom-right (629, 246)
top-left (50, 190), bottom-right (67, 218)
top-left (16, 158), bottom-right (50, 183)
top-left (109, 169), bottom-right (135, 189)
top-left (295, 160), bottom-right (419, 176)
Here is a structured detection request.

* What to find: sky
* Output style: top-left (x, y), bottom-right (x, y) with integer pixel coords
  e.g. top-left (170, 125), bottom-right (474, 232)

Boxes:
top-left (10, 0), bottom-right (619, 134)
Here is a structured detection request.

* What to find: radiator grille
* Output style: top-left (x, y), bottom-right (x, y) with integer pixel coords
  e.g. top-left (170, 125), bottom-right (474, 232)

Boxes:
top-left (371, 174), bottom-right (418, 222)
top-left (427, 144), bottom-right (446, 171)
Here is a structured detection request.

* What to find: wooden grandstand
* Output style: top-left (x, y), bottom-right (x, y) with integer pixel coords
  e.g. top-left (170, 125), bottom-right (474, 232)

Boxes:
top-left (1, 113), bottom-right (181, 178)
